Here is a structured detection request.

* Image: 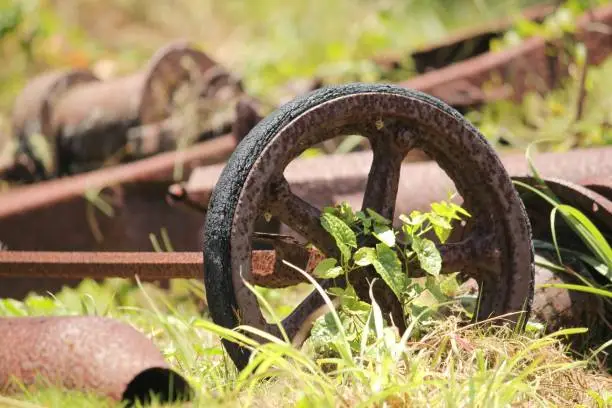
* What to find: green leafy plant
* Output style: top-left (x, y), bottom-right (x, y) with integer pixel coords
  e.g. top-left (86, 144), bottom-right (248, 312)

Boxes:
top-left (307, 200), bottom-right (471, 359)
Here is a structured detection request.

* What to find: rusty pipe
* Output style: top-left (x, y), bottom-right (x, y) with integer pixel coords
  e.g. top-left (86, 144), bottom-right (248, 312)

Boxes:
top-left (0, 316), bottom-right (192, 404)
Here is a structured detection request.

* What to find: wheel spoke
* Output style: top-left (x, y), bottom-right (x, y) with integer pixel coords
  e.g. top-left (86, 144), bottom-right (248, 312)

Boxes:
top-left (265, 177), bottom-right (338, 257)
top-left (361, 142), bottom-right (405, 219)
top-left (265, 277), bottom-right (346, 344)
top-left (438, 233), bottom-right (500, 273)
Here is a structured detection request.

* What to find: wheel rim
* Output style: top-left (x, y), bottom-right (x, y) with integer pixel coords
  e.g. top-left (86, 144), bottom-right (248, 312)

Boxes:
top-left (204, 83), bottom-right (535, 369)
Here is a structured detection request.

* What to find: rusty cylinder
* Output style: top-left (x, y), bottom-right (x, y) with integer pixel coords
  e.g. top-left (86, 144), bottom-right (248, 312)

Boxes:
top-left (0, 316), bottom-right (192, 404)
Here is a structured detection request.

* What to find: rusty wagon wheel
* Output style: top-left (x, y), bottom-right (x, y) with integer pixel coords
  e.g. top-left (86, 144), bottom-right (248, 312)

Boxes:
top-left (203, 83), bottom-right (535, 370)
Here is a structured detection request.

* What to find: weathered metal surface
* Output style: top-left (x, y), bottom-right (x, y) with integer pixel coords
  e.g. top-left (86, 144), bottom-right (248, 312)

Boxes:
top-left (397, 4), bottom-right (612, 108)
top-left (531, 251), bottom-right (610, 352)
top-left (181, 146), bottom-right (612, 217)
top-left (374, 3), bottom-right (556, 74)
top-left (11, 69), bottom-right (100, 143)
top-left (8, 41), bottom-right (246, 179)
top-left (580, 175), bottom-right (612, 201)
top-left (0, 251), bottom-right (202, 279)
top-left (0, 316), bottom-right (192, 404)
top-left (0, 135), bottom-right (236, 299)
top-left (0, 249), bottom-right (321, 286)
top-left (0, 134), bottom-right (235, 220)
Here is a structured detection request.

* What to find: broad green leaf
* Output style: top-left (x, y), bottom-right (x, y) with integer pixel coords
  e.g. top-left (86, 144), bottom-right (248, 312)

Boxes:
top-left (310, 312), bottom-right (342, 349)
top-left (373, 243), bottom-right (408, 301)
top-left (448, 201), bottom-right (471, 218)
top-left (373, 225), bottom-right (396, 247)
top-left (439, 274), bottom-right (459, 297)
top-left (412, 289), bottom-right (439, 308)
top-left (412, 237), bottom-right (442, 276)
top-left (366, 208), bottom-right (391, 225)
top-left (400, 211), bottom-right (427, 227)
top-left (354, 247), bottom-right (376, 266)
top-left (341, 285), bottom-right (372, 314)
top-left (431, 201), bottom-right (462, 221)
top-left (321, 212), bottom-right (356, 263)
top-left (313, 258), bottom-right (338, 278)
top-left (328, 287), bottom-right (346, 298)
top-left (336, 201), bottom-right (356, 225)
top-left (428, 213), bottom-right (452, 243)
top-left (316, 266), bottom-right (344, 279)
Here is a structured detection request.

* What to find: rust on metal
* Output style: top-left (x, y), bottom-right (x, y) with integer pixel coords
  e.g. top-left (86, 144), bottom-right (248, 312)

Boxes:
top-left (178, 146), bottom-right (612, 216)
top-left (0, 249), bottom-right (320, 286)
top-left (531, 253), bottom-right (610, 351)
top-left (374, 3), bottom-right (556, 74)
top-left (398, 4), bottom-right (612, 107)
top-left (7, 41), bottom-right (248, 180)
top-left (0, 316), bottom-right (192, 404)
top-left (0, 134), bottom-right (235, 220)
top-left (0, 135), bottom-right (236, 298)
top-left (580, 175), bottom-right (612, 201)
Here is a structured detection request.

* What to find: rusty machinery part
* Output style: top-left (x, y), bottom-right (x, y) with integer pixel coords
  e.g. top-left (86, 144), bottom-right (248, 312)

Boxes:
top-left (178, 146), bottom-right (612, 219)
top-left (10, 69), bottom-right (100, 180)
top-left (203, 83), bottom-right (534, 370)
top-left (0, 249), bottom-right (322, 282)
top-left (0, 134), bottom-right (238, 300)
top-left (0, 316), bottom-right (192, 404)
top-left (513, 176), bottom-right (612, 259)
top-left (398, 4), bottom-right (612, 109)
top-left (580, 175), bottom-right (612, 201)
top-left (374, 3), bottom-right (556, 75)
top-left (12, 41), bottom-right (242, 178)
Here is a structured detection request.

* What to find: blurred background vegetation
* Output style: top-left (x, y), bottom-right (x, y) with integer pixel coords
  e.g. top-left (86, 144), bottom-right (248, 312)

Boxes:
top-left (0, 0), bottom-right (610, 154)
top-left (0, 0), bottom-right (546, 121)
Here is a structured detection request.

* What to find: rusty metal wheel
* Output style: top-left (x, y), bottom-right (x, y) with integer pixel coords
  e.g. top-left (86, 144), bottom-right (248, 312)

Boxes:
top-left (204, 83), bottom-right (534, 370)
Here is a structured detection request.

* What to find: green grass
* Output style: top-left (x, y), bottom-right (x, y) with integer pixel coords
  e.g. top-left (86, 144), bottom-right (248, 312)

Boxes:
top-left (0, 0), bottom-right (543, 118)
top-left (1, 0), bottom-right (612, 406)
top-left (1, 196), bottom-right (611, 407)
top-left (0, 275), bottom-right (610, 407)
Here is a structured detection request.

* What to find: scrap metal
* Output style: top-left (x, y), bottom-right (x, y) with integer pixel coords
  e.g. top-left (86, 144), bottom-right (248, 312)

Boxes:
top-left (7, 40), bottom-right (249, 181)
top-left (0, 316), bottom-right (192, 404)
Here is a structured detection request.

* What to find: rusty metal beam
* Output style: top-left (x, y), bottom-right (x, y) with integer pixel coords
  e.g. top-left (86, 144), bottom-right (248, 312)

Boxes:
top-left (397, 5), bottom-right (612, 107)
top-left (180, 146), bottom-right (612, 215)
top-left (0, 133), bottom-right (236, 219)
top-left (0, 250), bottom-right (315, 284)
